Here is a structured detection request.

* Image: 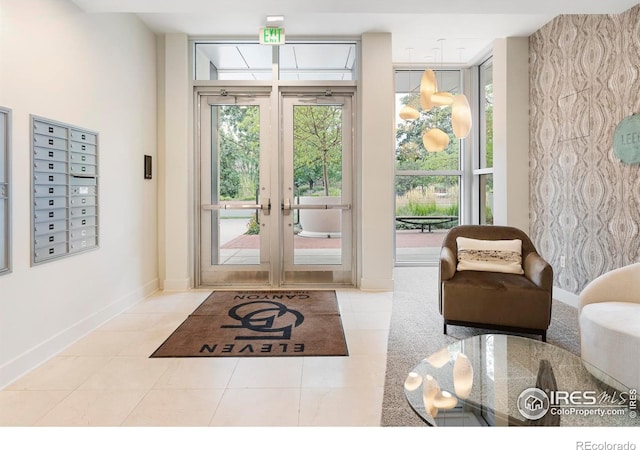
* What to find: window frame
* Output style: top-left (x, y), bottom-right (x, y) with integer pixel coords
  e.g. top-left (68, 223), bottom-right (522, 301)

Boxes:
top-left (473, 55), bottom-right (494, 225)
top-left (193, 40), bottom-right (359, 82)
top-left (393, 67), bottom-right (466, 266)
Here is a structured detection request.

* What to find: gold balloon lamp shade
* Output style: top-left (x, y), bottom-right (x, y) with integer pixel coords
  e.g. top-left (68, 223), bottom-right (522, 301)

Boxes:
top-left (423, 128), bottom-right (450, 152)
top-left (399, 105), bottom-right (420, 121)
top-left (419, 69), bottom-right (437, 111)
top-left (431, 91), bottom-right (454, 107)
top-left (452, 94), bottom-right (472, 138)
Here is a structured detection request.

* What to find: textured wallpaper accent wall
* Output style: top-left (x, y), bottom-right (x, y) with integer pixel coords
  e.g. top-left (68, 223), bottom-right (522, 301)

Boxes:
top-left (529, 5), bottom-right (640, 295)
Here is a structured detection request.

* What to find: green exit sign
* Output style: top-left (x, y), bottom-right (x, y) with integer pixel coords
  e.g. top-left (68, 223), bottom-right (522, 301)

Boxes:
top-left (259, 27), bottom-right (285, 45)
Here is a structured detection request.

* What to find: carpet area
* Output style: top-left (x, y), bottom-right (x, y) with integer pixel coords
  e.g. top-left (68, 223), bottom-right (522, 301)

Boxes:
top-left (380, 267), bottom-right (580, 426)
top-left (151, 290), bottom-right (348, 358)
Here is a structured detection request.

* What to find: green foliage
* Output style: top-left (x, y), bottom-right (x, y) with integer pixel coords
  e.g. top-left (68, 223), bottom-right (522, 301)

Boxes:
top-left (245, 215), bottom-right (260, 235)
top-left (218, 105), bottom-right (260, 200)
top-left (396, 198), bottom-right (438, 216)
top-left (395, 187), bottom-right (459, 216)
top-left (293, 105), bottom-right (343, 196)
top-left (485, 205), bottom-right (494, 225)
top-left (395, 93), bottom-right (459, 175)
top-left (484, 84), bottom-right (494, 169)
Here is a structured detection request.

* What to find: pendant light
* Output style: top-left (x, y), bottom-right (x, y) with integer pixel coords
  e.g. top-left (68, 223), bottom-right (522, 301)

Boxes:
top-left (419, 69), bottom-right (437, 111)
top-left (400, 41), bottom-right (472, 154)
top-left (452, 93), bottom-right (472, 138)
top-left (431, 91), bottom-right (454, 107)
top-left (399, 105), bottom-right (420, 121)
top-left (431, 40), bottom-right (453, 107)
top-left (399, 48), bottom-right (420, 121)
top-left (421, 41), bottom-right (448, 152)
top-left (423, 128), bottom-right (450, 152)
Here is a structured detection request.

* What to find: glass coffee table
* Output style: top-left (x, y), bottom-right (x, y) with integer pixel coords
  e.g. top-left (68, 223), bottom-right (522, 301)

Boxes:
top-left (404, 334), bottom-right (638, 426)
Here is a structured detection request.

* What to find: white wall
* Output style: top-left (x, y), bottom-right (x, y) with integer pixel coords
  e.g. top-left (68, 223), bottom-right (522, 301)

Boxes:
top-left (359, 33), bottom-right (395, 290)
top-left (157, 33), bottom-right (191, 290)
top-left (493, 37), bottom-right (530, 233)
top-left (0, 0), bottom-right (158, 387)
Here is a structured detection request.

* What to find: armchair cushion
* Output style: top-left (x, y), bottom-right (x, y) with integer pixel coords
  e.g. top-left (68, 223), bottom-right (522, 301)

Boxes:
top-left (442, 270), bottom-right (552, 330)
top-left (456, 236), bottom-right (524, 274)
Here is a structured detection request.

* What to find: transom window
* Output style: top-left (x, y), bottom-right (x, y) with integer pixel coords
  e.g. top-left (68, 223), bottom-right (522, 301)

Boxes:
top-left (194, 42), bottom-right (357, 81)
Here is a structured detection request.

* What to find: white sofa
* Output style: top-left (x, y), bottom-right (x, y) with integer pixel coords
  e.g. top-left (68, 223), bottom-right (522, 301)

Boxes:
top-left (579, 262), bottom-right (640, 390)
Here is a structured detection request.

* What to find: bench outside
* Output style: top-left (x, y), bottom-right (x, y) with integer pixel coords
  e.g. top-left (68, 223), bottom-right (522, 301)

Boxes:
top-left (395, 216), bottom-right (458, 233)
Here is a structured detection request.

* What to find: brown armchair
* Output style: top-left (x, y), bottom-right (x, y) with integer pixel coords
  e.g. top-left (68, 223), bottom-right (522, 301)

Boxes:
top-left (439, 225), bottom-right (553, 341)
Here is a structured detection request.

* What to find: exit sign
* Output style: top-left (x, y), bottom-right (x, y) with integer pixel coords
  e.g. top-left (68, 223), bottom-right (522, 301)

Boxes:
top-left (259, 27), bottom-right (285, 45)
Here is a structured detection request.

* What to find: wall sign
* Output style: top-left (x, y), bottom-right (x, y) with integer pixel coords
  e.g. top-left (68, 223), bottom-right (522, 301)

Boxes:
top-left (259, 27), bottom-right (285, 45)
top-left (613, 113), bottom-right (640, 164)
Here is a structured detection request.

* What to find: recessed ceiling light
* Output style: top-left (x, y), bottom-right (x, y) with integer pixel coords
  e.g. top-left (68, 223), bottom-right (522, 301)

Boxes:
top-left (266, 15), bottom-right (284, 23)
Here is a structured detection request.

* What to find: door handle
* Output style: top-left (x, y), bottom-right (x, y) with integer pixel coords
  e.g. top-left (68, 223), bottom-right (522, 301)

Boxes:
top-left (261, 199), bottom-right (271, 215)
top-left (281, 198), bottom-right (351, 214)
top-left (282, 198), bottom-right (291, 215)
top-left (291, 203), bottom-right (351, 210)
top-left (202, 199), bottom-right (271, 214)
top-left (202, 204), bottom-right (260, 211)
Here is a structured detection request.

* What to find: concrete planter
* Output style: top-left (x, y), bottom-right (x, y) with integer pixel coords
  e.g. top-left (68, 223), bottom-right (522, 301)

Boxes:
top-left (298, 196), bottom-right (342, 238)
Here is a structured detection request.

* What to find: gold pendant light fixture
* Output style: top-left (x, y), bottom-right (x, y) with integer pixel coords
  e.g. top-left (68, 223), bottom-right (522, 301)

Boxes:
top-left (398, 48), bottom-right (421, 121)
top-left (419, 69), bottom-right (437, 111)
top-left (452, 93), bottom-right (472, 138)
top-left (423, 127), bottom-right (450, 153)
top-left (399, 40), bottom-right (473, 152)
top-left (399, 104), bottom-right (421, 121)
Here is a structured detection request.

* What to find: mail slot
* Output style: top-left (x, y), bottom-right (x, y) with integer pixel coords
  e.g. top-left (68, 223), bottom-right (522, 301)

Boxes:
top-left (33, 120), bottom-right (66, 138)
top-left (35, 208), bottom-right (66, 222)
top-left (34, 231), bottom-right (67, 248)
top-left (33, 134), bottom-right (67, 150)
top-left (69, 129), bottom-right (97, 145)
top-left (70, 206), bottom-right (95, 217)
top-left (34, 243), bottom-right (67, 262)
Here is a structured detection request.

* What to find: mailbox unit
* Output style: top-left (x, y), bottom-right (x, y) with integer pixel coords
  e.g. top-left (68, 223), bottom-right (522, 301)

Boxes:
top-left (31, 116), bottom-right (98, 264)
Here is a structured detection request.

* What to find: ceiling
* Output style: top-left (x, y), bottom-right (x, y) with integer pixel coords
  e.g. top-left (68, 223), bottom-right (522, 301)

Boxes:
top-left (70, 0), bottom-right (639, 65)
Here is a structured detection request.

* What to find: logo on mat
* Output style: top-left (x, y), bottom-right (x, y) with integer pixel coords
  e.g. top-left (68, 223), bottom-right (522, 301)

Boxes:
top-left (221, 301), bottom-right (304, 340)
top-left (517, 387), bottom-right (550, 420)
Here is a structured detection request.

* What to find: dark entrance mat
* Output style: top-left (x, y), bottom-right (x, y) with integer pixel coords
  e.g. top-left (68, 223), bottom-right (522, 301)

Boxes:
top-left (150, 290), bottom-right (348, 358)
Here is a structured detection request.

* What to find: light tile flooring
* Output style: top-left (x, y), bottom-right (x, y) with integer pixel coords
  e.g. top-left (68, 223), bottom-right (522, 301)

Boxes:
top-left (0, 288), bottom-right (392, 427)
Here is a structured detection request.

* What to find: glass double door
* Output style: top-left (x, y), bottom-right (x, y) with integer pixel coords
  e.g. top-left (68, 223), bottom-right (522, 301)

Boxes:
top-left (198, 89), bottom-right (354, 287)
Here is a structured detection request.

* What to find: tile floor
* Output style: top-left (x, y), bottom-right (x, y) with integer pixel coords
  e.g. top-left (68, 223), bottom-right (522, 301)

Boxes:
top-left (0, 288), bottom-right (393, 427)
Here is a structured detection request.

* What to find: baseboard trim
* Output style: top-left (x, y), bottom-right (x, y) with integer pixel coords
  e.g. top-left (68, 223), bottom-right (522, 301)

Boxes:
top-left (360, 276), bottom-right (394, 291)
top-left (0, 278), bottom-right (159, 389)
top-left (554, 286), bottom-right (579, 308)
top-left (162, 277), bottom-right (191, 291)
